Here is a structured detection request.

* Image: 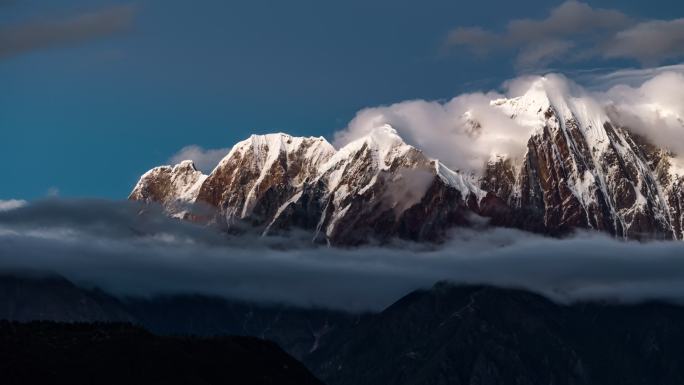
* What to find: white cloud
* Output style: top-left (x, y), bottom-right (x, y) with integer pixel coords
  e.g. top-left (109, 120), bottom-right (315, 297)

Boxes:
top-left (333, 91), bottom-right (532, 174)
top-left (584, 64), bottom-right (684, 89)
top-left (0, 199), bottom-right (26, 212)
top-left (334, 65), bottom-right (684, 177)
top-left (169, 145), bottom-right (230, 173)
top-left (601, 71), bottom-right (684, 168)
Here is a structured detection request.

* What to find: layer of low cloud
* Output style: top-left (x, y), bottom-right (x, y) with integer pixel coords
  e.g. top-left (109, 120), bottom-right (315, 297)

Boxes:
top-left (333, 65), bottom-right (684, 176)
top-left (0, 4), bottom-right (136, 59)
top-left (446, 1), bottom-right (684, 69)
top-left (169, 145), bottom-right (230, 173)
top-left (3, 199), bottom-right (684, 312)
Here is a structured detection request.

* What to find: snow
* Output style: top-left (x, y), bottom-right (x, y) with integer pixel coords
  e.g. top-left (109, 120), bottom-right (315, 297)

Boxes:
top-left (319, 124), bottom-right (411, 176)
top-left (494, 77), bottom-right (610, 149)
top-left (170, 161), bottom-right (208, 202)
top-left (262, 190), bottom-right (304, 236)
top-left (216, 133), bottom-right (335, 218)
top-left (493, 76), bottom-right (680, 237)
top-left (326, 203), bottom-right (351, 236)
top-left (435, 162), bottom-right (486, 202)
top-left (215, 133), bottom-right (335, 175)
top-left (492, 79), bottom-right (551, 131)
top-left (132, 75), bottom-right (684, 241)
top-left (136, 123), bottom-right (490, 240)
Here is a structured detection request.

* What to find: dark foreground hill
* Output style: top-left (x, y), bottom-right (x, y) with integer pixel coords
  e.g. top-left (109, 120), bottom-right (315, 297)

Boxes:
top-left (308, 283), bottom-right (684, 385)
top-left (0, 272), bottom-right (359, 362)
top-left (0, 321), bottom-right (323, 385)
top-left (5, 273), bottom-right (684, 384)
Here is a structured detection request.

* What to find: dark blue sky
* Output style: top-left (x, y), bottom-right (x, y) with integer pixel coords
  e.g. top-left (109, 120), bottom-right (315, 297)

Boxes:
top-left (1, 0), bottom-right (682, 199)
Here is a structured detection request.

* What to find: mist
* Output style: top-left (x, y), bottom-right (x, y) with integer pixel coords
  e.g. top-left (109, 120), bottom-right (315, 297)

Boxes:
top-left (3, 199), bottom-right (684, 311)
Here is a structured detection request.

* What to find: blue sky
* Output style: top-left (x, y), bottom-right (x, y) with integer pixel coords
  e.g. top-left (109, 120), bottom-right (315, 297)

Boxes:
top-left (1, 0), bottom-right (683, 199)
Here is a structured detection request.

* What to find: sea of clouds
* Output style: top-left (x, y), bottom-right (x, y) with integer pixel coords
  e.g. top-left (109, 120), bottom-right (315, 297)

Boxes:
top-left (2, 198), bottom-right (684, 312)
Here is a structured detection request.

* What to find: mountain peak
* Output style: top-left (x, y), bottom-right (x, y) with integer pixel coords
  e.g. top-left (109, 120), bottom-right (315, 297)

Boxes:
top-left (173, 160), bottom-right (199, 173)
top-left (325, 124), bottom-right (413, 172)
top-left (491, 78), bottom-right (553, 129)
top-left (130, 95), bottom-right (684, 243)
top-left (216, 133), bottom-right (335, 173)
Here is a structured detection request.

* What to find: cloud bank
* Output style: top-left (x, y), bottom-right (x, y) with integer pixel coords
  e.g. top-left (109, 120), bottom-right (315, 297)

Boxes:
top-left (446, 1), bottom-right (684, 69)
top-left (333, 65), bottom-right (684, 176)
top-left (0, 4), bottom-right (136, 59)
top-left (3, 199), bottom-right (684, 312)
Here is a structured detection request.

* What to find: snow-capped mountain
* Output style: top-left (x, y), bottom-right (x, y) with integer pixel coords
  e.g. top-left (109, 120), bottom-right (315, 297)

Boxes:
top-left (130, 79), bottom-right (684, 243)
top-left (131, 125), bottom-right (484, 244)
top-left (485, 78), bottom-right (682, 239)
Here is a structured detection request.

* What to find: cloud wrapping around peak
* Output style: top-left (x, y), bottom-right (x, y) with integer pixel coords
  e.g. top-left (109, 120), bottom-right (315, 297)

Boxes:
top-left (446, 1), bottom-right (684, 69)
top-left (0, 4), bottom-right (136, 59)
top-left (169, 145), bottom-right (230, 173)
top-left (333, 92), bottom-right (534, 173)
top-left (601, 71), bottom-right (684, 169)
top-left (333, 65), bottom-right (684, 176)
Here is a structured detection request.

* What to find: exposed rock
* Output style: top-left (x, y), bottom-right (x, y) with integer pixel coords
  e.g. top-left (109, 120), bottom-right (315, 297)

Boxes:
top-left (131, 126), bottom-right (484, 245)
top-left (488, 78), bottom-right (679, 239)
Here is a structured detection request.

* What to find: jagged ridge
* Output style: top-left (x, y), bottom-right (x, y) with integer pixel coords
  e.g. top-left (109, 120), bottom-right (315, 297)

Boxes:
top-left (131, 80), bottom-right (684, 243)
top-left (130, 125), bottom-right (484, 245)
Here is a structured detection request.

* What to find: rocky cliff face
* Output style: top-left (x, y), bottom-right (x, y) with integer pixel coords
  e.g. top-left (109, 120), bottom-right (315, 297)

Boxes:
top-left (130, 80), bottom-right (684, 243)
top-left (485, 79), bottom-right (682, 240)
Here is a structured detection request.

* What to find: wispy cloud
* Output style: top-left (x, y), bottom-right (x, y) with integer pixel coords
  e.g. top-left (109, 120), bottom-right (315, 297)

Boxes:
top-left (602, 19), bottom-right (684, 66)
top-left (446, 1), bottom-right (684, 70)
top-left (0, 4), bottom-right (136, 59)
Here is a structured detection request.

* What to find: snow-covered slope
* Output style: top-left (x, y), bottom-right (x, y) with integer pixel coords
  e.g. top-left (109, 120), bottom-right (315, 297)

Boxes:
top-left (196, 133), bottom-right (336, 226)
top-left (299, 124), bottom-right (483, 243)
top-left (129, 160), bottom-right (207, 218)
